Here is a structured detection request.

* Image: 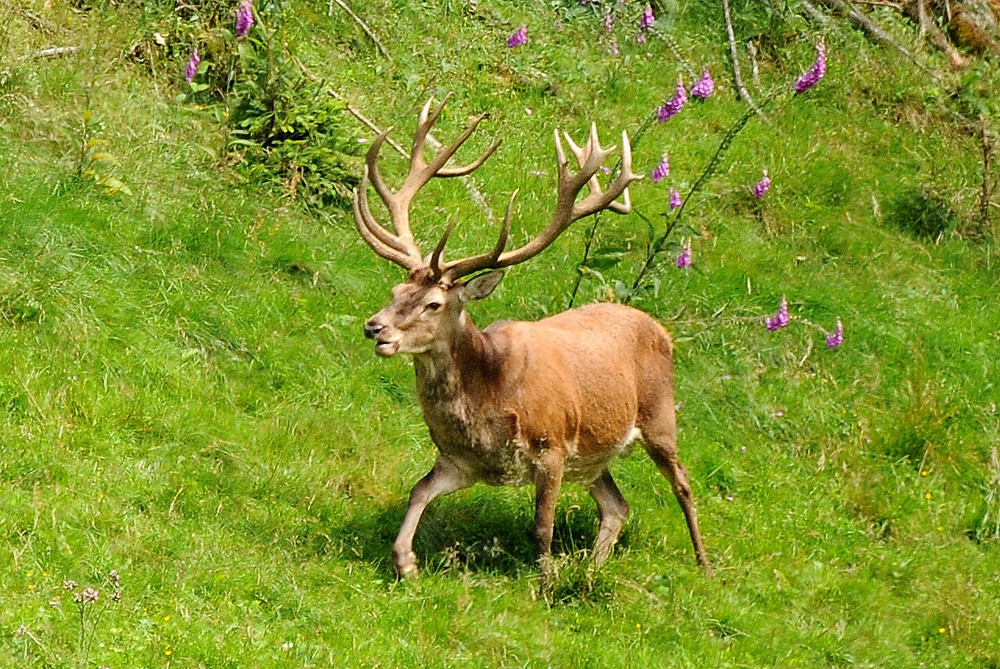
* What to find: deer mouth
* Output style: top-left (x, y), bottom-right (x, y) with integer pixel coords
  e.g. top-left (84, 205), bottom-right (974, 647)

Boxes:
top-left (374, 340), bottom-right (401, 357)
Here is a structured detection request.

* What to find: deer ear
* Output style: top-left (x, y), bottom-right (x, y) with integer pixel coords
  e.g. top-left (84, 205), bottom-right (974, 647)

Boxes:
top-left (461, 270), bottom-right (505, 302)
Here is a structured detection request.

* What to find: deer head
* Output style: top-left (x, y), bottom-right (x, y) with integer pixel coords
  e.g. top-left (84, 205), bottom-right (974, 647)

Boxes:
top-left (356, 94), bottom-right (643, 357)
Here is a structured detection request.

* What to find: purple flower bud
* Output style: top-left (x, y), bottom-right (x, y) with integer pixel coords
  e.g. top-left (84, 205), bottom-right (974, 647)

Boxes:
top-left (184, 48), bottom-right (200, 83)
top-left (690, 69), bottom-right (714, 100)
top-left (651, 154), bottom-right (670, 183)
top-left (603, 13), bottom-right (614, 33)
top-left (794, 42), bottom-right (826, 94)
top-left (507, 25), bottom-right (528, 48)
top-left (765, 297), bottom-right (790, 331)
top-left (640, 5), bottom-right (655, 29)
top-left (669, 187), bottom-right (682, 210)
top-left (676, 243), bottom-right (692, 269)
top-left (634, 30), bottom-right (647, 44)
top-left (235, 0), bottom-right (254, 39)
top-left (826, 319), bottom-right (844, 348)
top-left (656, 77), bottom-right (687, 122)
top-left (752, 169), bottom-right (771, 199)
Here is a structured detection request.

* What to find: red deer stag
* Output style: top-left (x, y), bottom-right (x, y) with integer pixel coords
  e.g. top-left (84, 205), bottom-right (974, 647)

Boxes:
top-left (356, 95), bottom-right (711, 578)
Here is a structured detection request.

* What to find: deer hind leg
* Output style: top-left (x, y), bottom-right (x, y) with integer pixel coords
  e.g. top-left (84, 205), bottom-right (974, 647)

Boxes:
top-left (393, 457), bottom-right (472, 578)
top-left (588, 469), bottom-right (630, 566)
top-left (641, 408), bottom-right (713, 576)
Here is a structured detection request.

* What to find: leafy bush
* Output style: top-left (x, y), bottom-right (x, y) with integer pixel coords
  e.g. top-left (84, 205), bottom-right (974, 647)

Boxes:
top-left (227, 32), bottom-right (360, 209)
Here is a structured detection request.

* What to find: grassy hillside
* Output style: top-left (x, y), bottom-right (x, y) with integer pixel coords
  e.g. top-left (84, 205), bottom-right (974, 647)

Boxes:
top-left (2, 0), bottom-right (999, 667)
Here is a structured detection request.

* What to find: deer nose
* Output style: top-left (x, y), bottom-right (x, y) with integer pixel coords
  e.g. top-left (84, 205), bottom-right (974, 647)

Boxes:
top-left (363, 320), bottom-right (385, 340)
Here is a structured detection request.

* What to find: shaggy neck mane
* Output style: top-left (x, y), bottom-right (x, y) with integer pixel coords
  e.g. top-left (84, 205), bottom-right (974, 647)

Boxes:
top-left (412, 310), bottom-right (494, 404)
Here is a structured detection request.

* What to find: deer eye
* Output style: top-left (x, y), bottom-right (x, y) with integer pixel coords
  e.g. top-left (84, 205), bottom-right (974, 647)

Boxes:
top-left (425, 301), bottom-right (443, 312)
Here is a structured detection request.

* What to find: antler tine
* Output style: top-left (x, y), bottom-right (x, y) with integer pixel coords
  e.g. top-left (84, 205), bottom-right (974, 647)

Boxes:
top-left (353, 170), bottom-right (423, 270)
top-left (442, 124), bottom-right (640, 280)
top-left (428, 211), bottom-right (459, 278)
top-left (356, 167), bottom-right (416, 256)
top-left (438, 189), bottom-right (518, 281)
top-left (436, 138), bottom-right (503, 177)
top-left (357, 94), bottom-right (502, 274)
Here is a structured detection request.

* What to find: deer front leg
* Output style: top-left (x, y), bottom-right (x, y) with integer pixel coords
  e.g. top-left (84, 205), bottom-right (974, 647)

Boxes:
top-left (533, 449), bottom-right (565, 575)
top-left (393, 457), bottom-right (472, 578)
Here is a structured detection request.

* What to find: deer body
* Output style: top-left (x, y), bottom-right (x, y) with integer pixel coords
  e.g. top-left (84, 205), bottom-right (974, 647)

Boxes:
top-left (355, 96), bottom-right (710, 577)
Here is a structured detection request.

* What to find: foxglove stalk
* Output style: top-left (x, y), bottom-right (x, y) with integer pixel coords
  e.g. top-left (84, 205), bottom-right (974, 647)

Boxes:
top-left (235, 0), bottom-right (254, 39)
top-left (795, 42), bottom-right (826, 94)
top-left (657, 77), bottom-right (687, 122)
top-left (826, 319), bottom-right (844, 348)
top-left (651, 154), bottom-right (670, 183)
top-left (603, 13), bottom-right (614, 32)
top-left (507, 25), bottom-right (528, 48)
top-left (690, 69), bottom-right (714, 100)
top-left (669, 187), bottom-right (682, 210)
top-left (765, 298), bottom-right (789, 331)
top-left (185, 48), bottom-right (200, 83)
top-left (676, 243), bottom-right (692, 269)
top-left (752, 169), bottom-right (771, 199)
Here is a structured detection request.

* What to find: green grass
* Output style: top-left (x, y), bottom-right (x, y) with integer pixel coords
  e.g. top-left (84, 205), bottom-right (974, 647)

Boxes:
top-left (2, 0), bottom-right (1000, 667)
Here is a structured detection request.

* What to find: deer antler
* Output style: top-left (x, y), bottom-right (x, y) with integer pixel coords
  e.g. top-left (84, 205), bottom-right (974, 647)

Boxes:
top-left (352, 93), bottom-right (501, 271)
top-left (435, 123), bottom-right (643, 281)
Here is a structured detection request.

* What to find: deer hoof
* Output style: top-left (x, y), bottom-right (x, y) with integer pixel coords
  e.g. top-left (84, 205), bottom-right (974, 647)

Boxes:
top-left (395, 551), bottom-right (419, 578)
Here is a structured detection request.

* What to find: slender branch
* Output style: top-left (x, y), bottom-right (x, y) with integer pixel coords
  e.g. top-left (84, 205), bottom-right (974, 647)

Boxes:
top-left (722, 0), bottom-right (767, 121)
top-left (21, 46), bottom-right (79, 61)
top-left (329, 0), bottom-right (392, 61)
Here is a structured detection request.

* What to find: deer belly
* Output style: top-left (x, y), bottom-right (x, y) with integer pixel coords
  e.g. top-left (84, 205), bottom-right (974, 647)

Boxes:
top-left (440, 440), bottom-right (535, 486)
top-left (563, 427), bottom-right (642, 483)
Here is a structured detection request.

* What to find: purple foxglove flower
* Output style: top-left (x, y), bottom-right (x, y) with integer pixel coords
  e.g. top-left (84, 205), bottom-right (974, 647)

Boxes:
top-left (603, 13), bottom-right (614, 32)
top-left (676, 243), bottom-right (692, 269)
top-left (640, 5), bottom-right (655, 29)
top-left (634, 30), bottom-right (647, 44)
top-left (691, 69), bottom-right (714, 100)
top-left (656, 77), bottom-right (687, 122)
top-left (507, 25), bottom-right (528, 48)
top-left (752, 169), bottom-right (771, 199)
top-left (765, 297), bottom-right (790, 331)
top-left (826, 319), bottom-right (844, 348)
top-left (651, 154), bottom-right (670, 183)
top-left (185, 48), bottom-right (200, 83)
top-left (794, 42), bottom-right (826, 94)
top-left (669, 187), bottom-right (682, 210)
top-left (235, 0), bottom-right (254, 39)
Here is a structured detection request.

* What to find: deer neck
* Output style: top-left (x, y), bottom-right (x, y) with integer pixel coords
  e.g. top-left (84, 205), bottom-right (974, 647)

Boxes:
top-left (412, 310), bottom-right (493, 408)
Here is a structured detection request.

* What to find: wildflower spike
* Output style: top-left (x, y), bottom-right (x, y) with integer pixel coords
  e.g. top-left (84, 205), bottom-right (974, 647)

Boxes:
top-left (691, 69), bottom-right (715, 100)
top-left (752, 170), bottom-right (771, 199)
top-left (185, 48), bottom-right (200, 83)
top-left (795, 42), bottom-right (826, 94)
top-left (507, 25), bottom-right (528, 48)
top-left (235, 0), bottom-right (254, 39)
top-left (657, 77), bottom-right (687, 122)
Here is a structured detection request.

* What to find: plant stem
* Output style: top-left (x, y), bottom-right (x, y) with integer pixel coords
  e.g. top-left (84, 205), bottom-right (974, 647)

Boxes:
top-left (623, 91), bottom-right (781, 304)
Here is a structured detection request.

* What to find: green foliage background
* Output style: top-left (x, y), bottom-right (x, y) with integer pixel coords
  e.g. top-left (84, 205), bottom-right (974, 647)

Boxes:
top-left (1, 0), bottom-right (999, 667)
